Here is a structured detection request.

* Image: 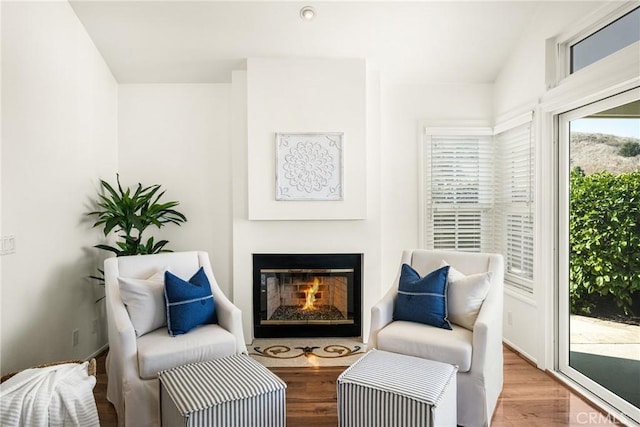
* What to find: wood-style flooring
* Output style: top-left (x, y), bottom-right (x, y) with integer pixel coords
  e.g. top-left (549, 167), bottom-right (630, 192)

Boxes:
top-left (94, 346), bottom-right (624, 426)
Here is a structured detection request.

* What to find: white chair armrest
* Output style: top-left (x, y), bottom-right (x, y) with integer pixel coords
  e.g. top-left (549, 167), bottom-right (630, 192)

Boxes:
top-left (104, 257), bottom-right (140, 382)
top-left (470, 282), bottom-right (503, 376)
top-left (212, 289), bottom-right (247, 354)
top-left (199, 252), bottom-right (247, 354)
top-left (368, 286), bottom-right (397, 348)
top-left (106, 295), bottom-right (139, 377)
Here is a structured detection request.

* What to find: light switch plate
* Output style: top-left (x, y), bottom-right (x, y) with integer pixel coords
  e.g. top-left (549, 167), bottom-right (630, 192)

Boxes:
top-left (0, 235), bottom-right (15, 255)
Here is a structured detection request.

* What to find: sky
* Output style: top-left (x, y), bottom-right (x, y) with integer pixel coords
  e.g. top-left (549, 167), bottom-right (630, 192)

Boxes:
top-left (571, 118), bottom-right (640, 139)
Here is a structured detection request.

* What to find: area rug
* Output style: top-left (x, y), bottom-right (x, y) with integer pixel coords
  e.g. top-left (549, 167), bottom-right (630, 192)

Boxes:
top-left (249, 337), bottom-right (366, 368)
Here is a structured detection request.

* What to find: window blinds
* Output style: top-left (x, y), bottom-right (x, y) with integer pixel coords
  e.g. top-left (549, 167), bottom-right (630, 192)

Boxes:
top-left (423, 113), bottom-right (535, 292)
top-left (424, 134), bottom-right (494, 253)
top-left (496, 113), bottom-right (535, 291)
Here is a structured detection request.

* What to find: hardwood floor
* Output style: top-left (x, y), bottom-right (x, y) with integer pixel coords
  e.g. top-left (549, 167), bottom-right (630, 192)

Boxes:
top-left (94, 346), bottom-right (624, 426)
top-left (93, 352), bottom-right (118, 426)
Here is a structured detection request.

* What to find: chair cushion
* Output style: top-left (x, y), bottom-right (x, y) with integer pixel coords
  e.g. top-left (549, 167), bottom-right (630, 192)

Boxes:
top-left (443, 262), bottom-right (492, 331)
top-left (118, 268), bottom-right (167, 337)
top-left (164, 268), bottom-right (218, 336)
top-left (393, 264), bottom-right (451, 330)
top-left (377, 320), bottom-right (473, 372)
top-left (136, 324), bottom-right (236, 379)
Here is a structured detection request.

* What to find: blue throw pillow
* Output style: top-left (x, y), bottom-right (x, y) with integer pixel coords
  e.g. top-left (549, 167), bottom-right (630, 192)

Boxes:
top-left (393, 264), bottom-right (452, 330)
top-left (164, 267), bottom-right (218, 336)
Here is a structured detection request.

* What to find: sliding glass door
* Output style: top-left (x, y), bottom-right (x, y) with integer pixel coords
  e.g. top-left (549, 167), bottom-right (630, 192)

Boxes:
top-left (558, 88), bottom-right (640, 423)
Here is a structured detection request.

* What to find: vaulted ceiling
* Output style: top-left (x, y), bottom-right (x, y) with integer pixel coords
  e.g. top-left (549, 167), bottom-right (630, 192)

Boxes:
top-left (68, 1), bottom-right (595, 84)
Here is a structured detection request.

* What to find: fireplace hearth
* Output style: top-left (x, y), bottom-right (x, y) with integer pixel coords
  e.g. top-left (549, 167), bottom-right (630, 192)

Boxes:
top-left (253, 253), bottom-right (362, 338)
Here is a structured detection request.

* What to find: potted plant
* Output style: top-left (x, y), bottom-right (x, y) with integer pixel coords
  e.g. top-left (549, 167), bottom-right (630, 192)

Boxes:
top-left (88, 174), bottom-right (187, 282)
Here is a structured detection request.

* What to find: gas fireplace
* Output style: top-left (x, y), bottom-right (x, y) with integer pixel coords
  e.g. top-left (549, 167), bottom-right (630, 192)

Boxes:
top-left (253, 253), bottom-right (362, 338)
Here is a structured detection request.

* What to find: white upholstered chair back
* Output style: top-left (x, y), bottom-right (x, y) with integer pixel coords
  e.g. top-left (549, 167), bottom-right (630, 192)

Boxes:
top-left (104, 251), bottom-right (246, 426)
top-left (369, 249), bottom-right (504, 427)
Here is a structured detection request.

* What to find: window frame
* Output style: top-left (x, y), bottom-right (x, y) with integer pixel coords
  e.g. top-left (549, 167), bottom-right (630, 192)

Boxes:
top-left (555, 87), bottom-right (640, 425)
top-left (538, 4), bottom-right (640, 416)
top-left (548, 2), bottom-right (639, 88)
top-left (569, 6), bottom-right (640, 74)
top-left (420, 114), bottom-right (536, 292)
top-left (419, 125), bottom-right (494, 252)
top-left (494, 111), bottom-right (535, 292)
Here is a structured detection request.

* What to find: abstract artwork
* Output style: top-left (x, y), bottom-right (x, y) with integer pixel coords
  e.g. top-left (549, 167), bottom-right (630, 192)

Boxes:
top-left (275, 133), bottom-right (343, 201)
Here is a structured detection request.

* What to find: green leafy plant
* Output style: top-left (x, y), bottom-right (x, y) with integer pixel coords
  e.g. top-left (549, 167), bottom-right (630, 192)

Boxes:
top-left (569, 168), bottom-right (640, 315)
top-left (88, 175), bottom-right (187, 281)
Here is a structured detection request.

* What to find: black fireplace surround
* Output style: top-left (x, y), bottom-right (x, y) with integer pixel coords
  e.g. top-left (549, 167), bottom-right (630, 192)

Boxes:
top-left (253, 253), bottom-right (362, 338)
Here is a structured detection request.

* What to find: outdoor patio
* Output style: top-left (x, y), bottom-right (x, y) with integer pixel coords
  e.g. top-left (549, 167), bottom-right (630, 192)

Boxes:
top-left (570, 315), bottom-right (640, 407)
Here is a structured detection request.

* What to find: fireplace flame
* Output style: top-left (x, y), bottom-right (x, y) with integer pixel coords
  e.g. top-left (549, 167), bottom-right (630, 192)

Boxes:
top-left (302, 277), bottom-right (320, 310)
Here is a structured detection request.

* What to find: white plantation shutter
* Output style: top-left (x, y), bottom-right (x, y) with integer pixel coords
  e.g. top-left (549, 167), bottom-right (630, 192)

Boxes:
top-left (422, 117), bottom-right (535, 292)
top-left (431, 210), bottom-right (484, 251)
top-left (496, 112), bottom-right (535, 291)
top-left (424, 131), bottom-right (494, 252)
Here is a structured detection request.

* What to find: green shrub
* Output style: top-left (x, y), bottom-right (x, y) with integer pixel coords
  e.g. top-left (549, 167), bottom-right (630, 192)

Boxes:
top-left (570, 168), bottom-right (640, 315)
top-left (619, 141), bottom-right (640, 157)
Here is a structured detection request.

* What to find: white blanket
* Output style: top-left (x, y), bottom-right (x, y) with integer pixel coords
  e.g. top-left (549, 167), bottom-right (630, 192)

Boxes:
top-left (0, 361), bottom-right (99, 427)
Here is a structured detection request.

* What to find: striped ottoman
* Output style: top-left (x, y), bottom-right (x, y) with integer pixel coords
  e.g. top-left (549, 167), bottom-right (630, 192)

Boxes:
top-left (158, 354), bottom-right (286, 427)
top-left (337, 349), bottom-right (457, 427)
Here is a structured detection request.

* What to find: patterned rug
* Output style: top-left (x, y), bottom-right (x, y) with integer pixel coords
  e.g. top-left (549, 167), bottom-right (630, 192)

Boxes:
top-left (248, 337), bottom-right (367, 368)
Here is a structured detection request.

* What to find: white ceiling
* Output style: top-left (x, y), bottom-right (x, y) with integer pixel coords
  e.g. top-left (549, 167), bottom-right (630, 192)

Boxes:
top-left (69, 1), bottom-right (551, 84)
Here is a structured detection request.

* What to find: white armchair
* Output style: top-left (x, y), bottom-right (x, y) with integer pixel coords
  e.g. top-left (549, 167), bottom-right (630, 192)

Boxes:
top-left (104, 251), bottom-right (247, 426)
top-left (368, 249), bottom-right (504, 427)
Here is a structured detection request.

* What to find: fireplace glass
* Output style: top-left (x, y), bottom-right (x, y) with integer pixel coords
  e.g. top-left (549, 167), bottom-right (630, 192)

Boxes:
top-left (253, 254), bottom-right (361, 338)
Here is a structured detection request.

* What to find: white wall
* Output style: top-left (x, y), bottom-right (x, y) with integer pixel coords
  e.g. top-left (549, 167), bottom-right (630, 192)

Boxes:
top-left (232, 59), bottom-right (382, 343)
top-left (493, 1), bottom-right (605, 366)
top-left (0, 0), bottom-right (4, 353)
top-left (118, 84), bottom-right (234, 295)
top-left (0, 1), bottom-right (610, 374)
top-left (1, 1), bottom-right (118, 374)
top-left (246, 58), bottom-right (368, 220)
top-left (231, 58), bottom-right (494, 344)
top-left (380, 82), bottom-right (494, 288)
top-left (494, 1), bottom-right (603, 118)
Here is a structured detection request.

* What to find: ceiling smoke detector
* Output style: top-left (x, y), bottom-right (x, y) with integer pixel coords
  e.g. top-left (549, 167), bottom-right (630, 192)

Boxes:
top-left (300, 6), bottom-right (316, 21)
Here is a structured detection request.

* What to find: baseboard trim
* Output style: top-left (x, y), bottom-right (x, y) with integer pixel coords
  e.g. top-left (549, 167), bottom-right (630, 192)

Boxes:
top-left (545, 370), bottom-right (639, 426)
top-left (87, 344), bottom-right (108, 361)
top-left (503, 339), bottom-right (538, 367)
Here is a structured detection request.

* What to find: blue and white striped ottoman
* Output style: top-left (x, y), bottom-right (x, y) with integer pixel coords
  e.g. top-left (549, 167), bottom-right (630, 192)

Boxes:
top-left (158, 354), bottom-right (286, 427)
top-left (337, 349), bottom-right (457, 427)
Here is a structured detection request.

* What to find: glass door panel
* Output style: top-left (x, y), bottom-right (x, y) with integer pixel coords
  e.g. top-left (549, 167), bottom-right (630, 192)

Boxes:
top-left (558, 89), bottom-right (640, 423)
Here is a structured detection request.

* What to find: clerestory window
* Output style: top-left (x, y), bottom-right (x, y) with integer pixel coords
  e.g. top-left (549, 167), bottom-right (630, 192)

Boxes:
top-left (570, 6), bottom-right (639, 73)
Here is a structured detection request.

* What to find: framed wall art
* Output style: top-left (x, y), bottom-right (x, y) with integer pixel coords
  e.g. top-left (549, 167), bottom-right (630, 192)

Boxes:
top-left (275, 133), bottom-right (344, 201)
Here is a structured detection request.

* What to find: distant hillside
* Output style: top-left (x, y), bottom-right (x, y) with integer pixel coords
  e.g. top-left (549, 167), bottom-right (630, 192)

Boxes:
top-left (570, 132), bottom-right (640, 175)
